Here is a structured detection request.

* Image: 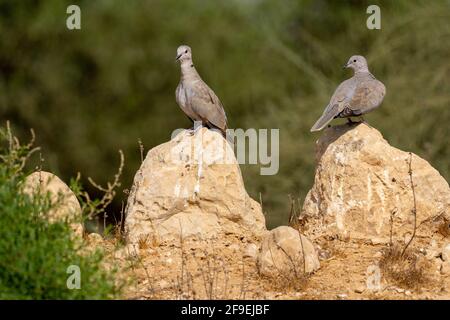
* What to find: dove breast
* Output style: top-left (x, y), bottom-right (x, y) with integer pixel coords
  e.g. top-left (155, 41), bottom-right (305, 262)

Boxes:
top-left (176, 81), bottom-right (199, 122)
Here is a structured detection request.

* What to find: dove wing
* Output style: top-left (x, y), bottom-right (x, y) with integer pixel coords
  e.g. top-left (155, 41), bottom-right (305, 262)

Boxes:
top-left (310, 79), bottom-right (354, 132)
top-left (347, 76), bottom-right (386, 114)
top-left (190, 81), bottom-right (228, 132)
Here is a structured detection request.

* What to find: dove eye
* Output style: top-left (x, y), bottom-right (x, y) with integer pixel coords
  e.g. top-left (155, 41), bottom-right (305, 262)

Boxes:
top-left (185, 50), bottom-right (188, 53)
top-left (353, 59), bottom-right (357, 62)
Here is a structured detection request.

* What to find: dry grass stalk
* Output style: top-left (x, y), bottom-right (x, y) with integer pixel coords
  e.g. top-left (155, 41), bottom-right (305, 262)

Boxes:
top-left (401, 152), bottom-right (417, 257)
top-left (379, 245), bottom-right (428, 289)
top-left (380, 153), bottom-right (428, 289)
top-left (264, 234), bottom-right (309, 292)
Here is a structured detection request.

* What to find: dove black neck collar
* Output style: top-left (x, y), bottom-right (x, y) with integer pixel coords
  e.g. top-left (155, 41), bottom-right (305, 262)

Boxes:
top-left (180, 61), bottom-right (200, 80)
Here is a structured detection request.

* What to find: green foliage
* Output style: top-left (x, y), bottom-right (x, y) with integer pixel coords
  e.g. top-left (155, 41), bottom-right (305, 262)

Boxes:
top-left (0, 124), bottom-right (121, 299)
top-left (0, 0), bottom-right (449, 227)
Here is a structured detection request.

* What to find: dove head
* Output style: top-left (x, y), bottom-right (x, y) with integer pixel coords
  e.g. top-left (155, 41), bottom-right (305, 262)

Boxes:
top-left (176, 45), bottom-right (192, 64)
top-left (344, 55), bottom-right (369, 73)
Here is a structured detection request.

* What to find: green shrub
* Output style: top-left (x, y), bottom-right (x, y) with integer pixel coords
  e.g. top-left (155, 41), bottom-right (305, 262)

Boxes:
top-left (0, 123), bottom-right (121, 299)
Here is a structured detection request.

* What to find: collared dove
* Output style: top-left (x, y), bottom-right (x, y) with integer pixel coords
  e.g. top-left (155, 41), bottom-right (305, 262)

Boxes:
top-left (175, 45), bottom-right (228, 136)
top-left (311, 55), bottom-right (386, 132)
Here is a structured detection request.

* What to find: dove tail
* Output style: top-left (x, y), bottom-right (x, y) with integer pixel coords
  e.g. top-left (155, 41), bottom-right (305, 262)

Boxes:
top-left (310, 110), bottom-right (335, 132)
top-left (207, 122), bottom-right (228, 139)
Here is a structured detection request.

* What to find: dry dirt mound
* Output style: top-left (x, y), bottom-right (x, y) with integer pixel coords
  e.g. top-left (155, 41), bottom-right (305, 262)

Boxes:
top-left (90, 123), bottom-right (449, 300)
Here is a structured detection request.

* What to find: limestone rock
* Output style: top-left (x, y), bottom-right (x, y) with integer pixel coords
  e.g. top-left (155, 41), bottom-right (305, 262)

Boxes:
top-left (87, 232), bottom-right (104, 245)
top-left (244, 243), bottom-right (259, 260)
top-left (300, 123), bottom-right (450, 246)
top-left (442, 243), bottom-right (450, 262)
top-left (257, 226), bottom-right (320, 277)
top-left (23, 171), bottom-right (83, 236)
top-left (125, 128), bottom-right (266, 244)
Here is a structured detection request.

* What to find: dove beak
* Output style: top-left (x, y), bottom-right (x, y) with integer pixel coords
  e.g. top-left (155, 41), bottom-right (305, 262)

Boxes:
top-left (342, 63), bottom-right (349, 69)
top-left (175, 54), bottom-right (182, 61)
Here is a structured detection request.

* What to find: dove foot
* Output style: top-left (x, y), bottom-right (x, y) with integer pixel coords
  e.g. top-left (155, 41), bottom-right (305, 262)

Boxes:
top-left (347, 117), bottom-right (366, 126)
top-left (189, 124), bottom-right (205, 136)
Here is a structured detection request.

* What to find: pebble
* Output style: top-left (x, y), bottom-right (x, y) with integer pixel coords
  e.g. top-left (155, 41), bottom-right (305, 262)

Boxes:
top-left (87, 232), bottom-right (103, 244)
top-left (158, 280), bottom-right (170, 289)
top-left (336, 293), bottom-right (348, 300)
top-left (371, 238), bottom-right (387, 245)
top-left (354, 285), bottom-right (365, 294)
top-left (244, 243), bottom-right (258, 259)
top-left (318, 249), bottom-right (331, 260)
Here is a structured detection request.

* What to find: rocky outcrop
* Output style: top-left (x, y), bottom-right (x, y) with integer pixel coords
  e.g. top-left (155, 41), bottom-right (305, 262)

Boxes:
top-left (300, 123), bottom-right (450, 247)
top-left (23, 171), bottom-right (83, 236)
top-left (257, 226), bottom-right (320, 277)
top-left (125, 128), bottom-right (266, 244)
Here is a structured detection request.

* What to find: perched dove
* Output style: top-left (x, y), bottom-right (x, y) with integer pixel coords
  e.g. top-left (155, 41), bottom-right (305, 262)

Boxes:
top-left (175, 45), bottom-right (228, 136)
top-left (310, 55), bottom-right (386, 132)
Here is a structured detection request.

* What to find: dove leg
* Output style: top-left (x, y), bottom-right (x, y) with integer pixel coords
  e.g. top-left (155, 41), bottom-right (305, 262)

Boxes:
top-left (189, 121), bottom-right (205, 136)
top-left (188, 125), bottom-right (196, 135)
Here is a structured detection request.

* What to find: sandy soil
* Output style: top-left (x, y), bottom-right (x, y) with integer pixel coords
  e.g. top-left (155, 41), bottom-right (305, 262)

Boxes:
top-left (89, 233), bottom-right (449, 300)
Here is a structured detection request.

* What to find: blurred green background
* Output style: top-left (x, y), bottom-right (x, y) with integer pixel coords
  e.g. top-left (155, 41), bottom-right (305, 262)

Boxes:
top-left (1, 0), bottom-right (449, 228)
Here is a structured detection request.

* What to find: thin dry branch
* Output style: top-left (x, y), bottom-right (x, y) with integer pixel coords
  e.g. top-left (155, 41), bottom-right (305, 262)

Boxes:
top-left (75, 150), bottom-right (125, 220)
top-left (402, 152), bottom-right (417, 257)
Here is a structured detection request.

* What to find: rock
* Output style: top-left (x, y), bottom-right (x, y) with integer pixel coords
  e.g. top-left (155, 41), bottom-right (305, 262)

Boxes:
top-left (125, 128), bottom-right (266, 244)
top-left (87, 232), bottom-right (103, 245)
top-left (300, 123), bottom-right (450, 246)
top-left (336, 293), bottom-right (348, 300)
top-left (23, 171), bottom-right (83, 236)
top-left (442, 243), bottom-right (450, 261)
top-left (257, 226), bottom-right (320, 277)
top-left (244, 243), bottom-right (259, 260)
top-left (317, 248), bottom-right (331, 260)
top-left (354, 285), bottom-right (365, 294)
top-left (158, 279), bottom-right (170, 290)
top-left (371, 238), bottom-right (388, 245)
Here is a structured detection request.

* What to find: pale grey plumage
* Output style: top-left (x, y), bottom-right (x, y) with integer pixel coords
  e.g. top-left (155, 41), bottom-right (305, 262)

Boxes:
top-left (175, 45), bottom-right (228, 136)
top-left (311, 55), bottom-right (386, 132)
